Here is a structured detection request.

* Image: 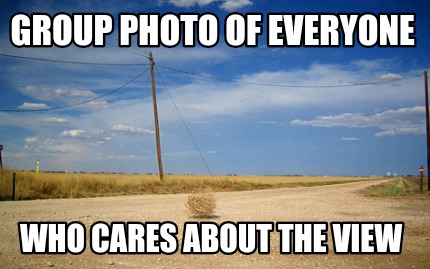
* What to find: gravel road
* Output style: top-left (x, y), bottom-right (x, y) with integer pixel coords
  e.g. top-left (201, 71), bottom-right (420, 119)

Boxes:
top-left (1, 179), bottom-right (429, 268)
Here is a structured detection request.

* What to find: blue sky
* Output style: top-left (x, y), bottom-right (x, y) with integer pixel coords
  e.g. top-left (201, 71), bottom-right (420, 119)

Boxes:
top-left (0, 0), bottom-right (429, 176)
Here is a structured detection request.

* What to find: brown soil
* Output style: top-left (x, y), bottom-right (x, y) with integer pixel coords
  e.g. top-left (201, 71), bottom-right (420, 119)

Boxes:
top-left (0, 179), bottom-right (429, 268)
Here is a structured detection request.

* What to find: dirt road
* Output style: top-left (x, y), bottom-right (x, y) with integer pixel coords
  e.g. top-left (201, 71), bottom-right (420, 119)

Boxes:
top-left (1, 179), bottom-right (429, 268)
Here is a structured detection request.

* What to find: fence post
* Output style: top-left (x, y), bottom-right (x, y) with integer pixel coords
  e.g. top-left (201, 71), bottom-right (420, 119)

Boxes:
top-left (12, 172), bottom-right (16, 201)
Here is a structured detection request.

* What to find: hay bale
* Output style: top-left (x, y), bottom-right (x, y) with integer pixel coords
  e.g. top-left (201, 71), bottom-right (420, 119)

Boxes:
top-left (185, 190), bottom-right (216, 218)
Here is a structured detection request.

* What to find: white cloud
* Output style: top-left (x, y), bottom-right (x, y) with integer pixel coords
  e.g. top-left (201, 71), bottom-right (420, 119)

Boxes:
top-left (151, 62), bottom-right (423, 123)
top-left (378, 73), bottom-right (402, 80)
top-left (85, 100), bottom-right (109, 108)
top-left (42, 117), bottom-right (67, 123)
top-left (166, 0), bottom-right (217, 8)
top-left (23, 85), bottom-right (96, 101)
top-left (375, 127), bottom-right (424, 137)
top-left (25, 137), bottom-right (38, 144)
top-left (112, 124), bottom-right (155, 135)
top-left (22, 138), bottom-right (88, 157)
top-left (18, 102), bottom-right (49, 110)
top-left (341, 137), bottom-right (360, 141)
top-left (93, 136), bottom-right (113, 146)
top-left (60, 129), bottom-right (86, 138)
top-left (54, 88), bottom-right (95, 97)
top-left (164, 0), bottom-right (252, 11)
top-left (352, 59), bottom-right (397, 71)
top-left (220, 0), bottom-right (252, 11)
top-left (291, 106), bottom-right (425, 137)
top-left (46, 144), bottom-right (85, 153)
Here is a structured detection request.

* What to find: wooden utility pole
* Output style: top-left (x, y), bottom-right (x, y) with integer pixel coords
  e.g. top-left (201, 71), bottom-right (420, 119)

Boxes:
top-left (424, 70), bottom-right (429, 190)
top-left (0, 144), bottom-right (3, 173)
top-left (149, 52), bottom-right (164, 181)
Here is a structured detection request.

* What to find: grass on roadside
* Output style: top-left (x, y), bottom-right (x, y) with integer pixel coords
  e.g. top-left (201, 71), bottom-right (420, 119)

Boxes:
top-left (0, 170), bottom-right (382, 201)
top-left (361, 177), bottom-right (429, 197)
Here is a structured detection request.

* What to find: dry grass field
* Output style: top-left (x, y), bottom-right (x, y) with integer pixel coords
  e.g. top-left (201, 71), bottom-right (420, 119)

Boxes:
top-left (0, 170), bottom-right (381, 200)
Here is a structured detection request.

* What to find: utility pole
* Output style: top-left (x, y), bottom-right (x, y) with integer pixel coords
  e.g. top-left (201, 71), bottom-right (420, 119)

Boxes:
top-left (0, 145), bottom-right (3, 173)
top-left (149, 52), bottom-right (164, 181)
top-left (424, 70), bottom-right (429, 190)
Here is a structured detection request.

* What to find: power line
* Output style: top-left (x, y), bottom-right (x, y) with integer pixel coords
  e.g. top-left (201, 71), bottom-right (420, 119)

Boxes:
top-left (1, 0), bottom-right (151, 61)
top-left (0, 53), bottom-right (148, 66)
top-left (158, 64), bottom-right (421, 88)
top-left (154, 64), bottom-right (215, 179)
top-left (0, 67), bottom-right (149, 113)
top-left (106, 38), bottom-right (151, 60)
top-left (2, 51), bottom-right (421, 88)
